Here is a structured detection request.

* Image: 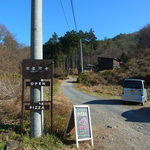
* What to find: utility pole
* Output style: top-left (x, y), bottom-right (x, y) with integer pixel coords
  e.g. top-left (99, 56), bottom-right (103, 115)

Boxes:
top-left (30, 0), bottom-right (43, 137)
top-left (80, 39), bottom-right (84, 73)
top-left (70, 0), bottom-right (84, 73)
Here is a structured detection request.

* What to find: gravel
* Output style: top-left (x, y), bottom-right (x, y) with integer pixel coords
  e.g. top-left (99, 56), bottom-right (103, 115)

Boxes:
top-left (61, 78), bottom-right (150, 150)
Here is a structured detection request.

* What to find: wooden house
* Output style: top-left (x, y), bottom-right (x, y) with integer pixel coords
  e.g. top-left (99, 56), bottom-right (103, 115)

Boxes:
top-left (97, 57), bottom-right (120, 71)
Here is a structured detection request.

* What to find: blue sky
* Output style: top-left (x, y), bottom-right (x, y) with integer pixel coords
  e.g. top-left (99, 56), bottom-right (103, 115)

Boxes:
top-left (0, 0), bottom-right (150, 46)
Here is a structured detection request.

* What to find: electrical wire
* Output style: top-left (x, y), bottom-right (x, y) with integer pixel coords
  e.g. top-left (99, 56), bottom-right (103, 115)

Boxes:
top-left (70, 0), bottom-right (84, 73)
top-left (59, 0), bottom-right (70, 30)
top-left (70, 0), bottom-right (78, 32)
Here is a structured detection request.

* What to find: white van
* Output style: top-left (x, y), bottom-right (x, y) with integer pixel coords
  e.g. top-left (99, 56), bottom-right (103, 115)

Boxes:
top-left (122, 79), bottom-right (147, 105)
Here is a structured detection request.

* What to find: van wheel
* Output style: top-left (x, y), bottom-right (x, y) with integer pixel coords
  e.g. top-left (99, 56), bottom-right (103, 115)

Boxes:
top-left (141, 102), bottom-right (144, 106)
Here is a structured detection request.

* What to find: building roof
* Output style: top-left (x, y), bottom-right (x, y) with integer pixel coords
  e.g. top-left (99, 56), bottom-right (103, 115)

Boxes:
top-left (124, 79), bottom-right (145, 82)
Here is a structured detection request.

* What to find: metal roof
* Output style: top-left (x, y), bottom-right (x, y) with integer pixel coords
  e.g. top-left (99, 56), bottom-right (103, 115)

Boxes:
top-left (124, 79), bottom-right (145, 82)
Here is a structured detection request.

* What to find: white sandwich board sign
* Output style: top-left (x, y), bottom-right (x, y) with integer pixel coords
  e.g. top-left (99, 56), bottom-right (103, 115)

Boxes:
top-left (64, 105), bottom-right (94, 148)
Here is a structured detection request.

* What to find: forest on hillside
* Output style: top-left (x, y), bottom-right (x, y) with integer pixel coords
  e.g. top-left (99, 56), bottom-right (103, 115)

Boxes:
top-left (43, 24), bottom-right (150, 67)
top-left (1, 24), bottom-right (150, 84)
top-left (43, 24), bottom-right (150, 85)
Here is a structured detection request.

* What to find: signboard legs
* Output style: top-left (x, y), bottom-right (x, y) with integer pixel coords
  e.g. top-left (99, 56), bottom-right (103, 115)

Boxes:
top-left (51, 63), bottom-right (54, 132)
top-left (74, 106), bottom-right (79, 148)
top-left (21, 78), bottom-right (25, 135)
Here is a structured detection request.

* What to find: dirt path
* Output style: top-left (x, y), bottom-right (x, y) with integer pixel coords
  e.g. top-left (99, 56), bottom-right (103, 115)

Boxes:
top-left (61, 78), bottom-right (150, 150)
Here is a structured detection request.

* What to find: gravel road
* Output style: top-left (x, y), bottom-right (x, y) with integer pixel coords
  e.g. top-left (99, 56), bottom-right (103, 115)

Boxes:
top-left (61, 78), bottom-right (150, 150)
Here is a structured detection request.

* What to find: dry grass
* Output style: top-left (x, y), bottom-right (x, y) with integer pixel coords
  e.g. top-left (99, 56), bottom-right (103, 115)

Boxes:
top-left (44, 79), bottom-right (72, 134)
top-left (0, 77), bottom-right (73, 150)
top-left (0, 77), bottom-right (101, 150)
top-left (75, 83), bottom-right (122, 99)
top-left (0, 74), bottom-right (21, 100)
top-left (0, 74), bottom-right (22, 125)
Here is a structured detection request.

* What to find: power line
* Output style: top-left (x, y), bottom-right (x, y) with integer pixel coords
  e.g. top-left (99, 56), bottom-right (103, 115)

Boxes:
top-left (70, 0), bottom-right (78, 32)
top-left (70, 0), bottom-right (84, 73)
top-left (59, 0), bottom-right (70, 30)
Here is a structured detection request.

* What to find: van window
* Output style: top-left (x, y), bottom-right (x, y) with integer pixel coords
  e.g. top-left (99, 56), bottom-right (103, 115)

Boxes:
top-left (123, 81), bottom-right (142, 89)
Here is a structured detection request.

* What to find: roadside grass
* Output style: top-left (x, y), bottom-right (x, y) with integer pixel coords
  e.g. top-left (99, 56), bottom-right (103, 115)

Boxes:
top-left (22, 134), bottom-right (64, 150)
top-left (0, 129), bottom-right (65, 150)
top-left (0, 142), bottom-right (6, 150)
top-left (77, 71), bottom-right (150, 100)
top-left (0, 74), bottom-right (73, 150)
top-left (76, 72), bottom-right (122, 99)
top-left (75, 83), bottom-right (122, 99)
top-left (75, 79), bottom-right (150, 102)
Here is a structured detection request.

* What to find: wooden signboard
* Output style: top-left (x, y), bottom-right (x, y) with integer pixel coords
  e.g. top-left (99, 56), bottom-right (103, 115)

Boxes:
top-left (64, 105), bottom-right (93, 148)
top-left (21, 59), bottom-right (54, 134)
top-left (22, 59), bottom-right (53, 79)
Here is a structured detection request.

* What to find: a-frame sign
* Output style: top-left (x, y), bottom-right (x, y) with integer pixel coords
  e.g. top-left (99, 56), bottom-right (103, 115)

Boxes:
top-left (64, 105), bottom-right (94, 148)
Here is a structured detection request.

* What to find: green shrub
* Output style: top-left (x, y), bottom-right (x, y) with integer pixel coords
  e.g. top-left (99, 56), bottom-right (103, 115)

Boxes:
top-left (77, 72), bottom-right (107, 86)
top-left (78, 70), bottom-right (130, 87)
top-left (77, 72), bottom-right (93, 86)
top-left (99, 70), bottom-right (126, 85)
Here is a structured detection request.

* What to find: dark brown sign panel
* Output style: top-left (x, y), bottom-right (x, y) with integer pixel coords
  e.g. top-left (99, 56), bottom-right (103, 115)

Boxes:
top-left (26, 81), bottom-right (50, 87)
top-left (25, 104), bottom-right (50, 110)
top-left (22, 59), bottom-right (53, 79)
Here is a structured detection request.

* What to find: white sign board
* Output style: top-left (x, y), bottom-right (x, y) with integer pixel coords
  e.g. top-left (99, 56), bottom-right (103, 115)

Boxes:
top-left (64, 105), bottom-right (94, 148)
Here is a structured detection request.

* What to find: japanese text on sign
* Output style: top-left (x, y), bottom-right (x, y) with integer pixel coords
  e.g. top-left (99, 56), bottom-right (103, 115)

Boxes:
top-left (22, 59), bottom-right (53, 79)
top-left (25, 66), bottom-right (49, 73)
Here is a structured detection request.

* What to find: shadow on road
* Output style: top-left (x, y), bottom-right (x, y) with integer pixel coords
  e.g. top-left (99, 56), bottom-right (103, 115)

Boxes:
top-left (122, 107), bottom-right (150, 123)
top-left (66, 80), bottom-right (77, 84)
top-left (84, 99), bottom-right (143, 106)
top-left (84, 99), bottom-right (123, 105)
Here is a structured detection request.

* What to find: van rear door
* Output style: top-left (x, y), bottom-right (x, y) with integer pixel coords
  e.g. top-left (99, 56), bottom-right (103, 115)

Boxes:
top-left (123, 80), bottom-right (143, 97)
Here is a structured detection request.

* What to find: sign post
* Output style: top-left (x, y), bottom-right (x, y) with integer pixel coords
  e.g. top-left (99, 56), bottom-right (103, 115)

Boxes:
top-left (21, 59), bottom-right (54, 136)
top-left (64, 105), bottom-right (94, 148)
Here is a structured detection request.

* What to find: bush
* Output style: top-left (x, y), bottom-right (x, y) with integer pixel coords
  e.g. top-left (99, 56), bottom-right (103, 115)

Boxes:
top-left (77, 72), bottom-right (92, 86)
top-left (77, 72), bottom-right (107, 86)
top-left (77, 69), bottom-right (130, 87)
top-left (99, 70), bottom-right (128, 85)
